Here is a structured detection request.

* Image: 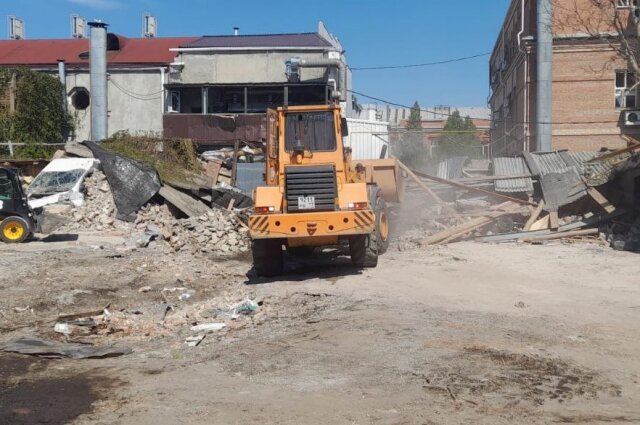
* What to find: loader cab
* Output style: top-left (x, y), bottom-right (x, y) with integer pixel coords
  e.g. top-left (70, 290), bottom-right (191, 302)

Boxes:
top-left (0, 167), bottom-right (37, 243)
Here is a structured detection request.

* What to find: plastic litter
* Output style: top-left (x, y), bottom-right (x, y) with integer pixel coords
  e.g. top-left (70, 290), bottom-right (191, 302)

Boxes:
top-left (214, 299), bottom-right (259, 320)
top-left (190, 323), bottom-right (226, 333)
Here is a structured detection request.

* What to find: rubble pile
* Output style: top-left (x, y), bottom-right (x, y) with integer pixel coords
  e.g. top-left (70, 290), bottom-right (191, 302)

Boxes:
top-left (136, 204), bottom-right (250, 256)
top-left (60, 171), bottom-right (132, 232)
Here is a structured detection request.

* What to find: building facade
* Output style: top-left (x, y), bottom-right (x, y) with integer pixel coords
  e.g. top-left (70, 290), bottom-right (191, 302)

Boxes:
top-left (490, 0), bottom-right (637, 156)
top-left (0, 34), bottom-right (194, 142)
top-left (163, 22), bottom-right (353, 148)
top-left (0, 21), bottom-right (350, 147)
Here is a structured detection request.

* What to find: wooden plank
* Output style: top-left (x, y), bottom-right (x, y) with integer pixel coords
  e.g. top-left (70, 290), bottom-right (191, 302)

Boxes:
top-left (231, 139), bottom-right (240, 186)
top-left (587, 187), bottom-right (616, 213)
top-left (397, 160), bottom-right (444, 205)
top-left (477, 209), bottom-right (628, 243)
top-left (159, 185), bottom-right (211, 218)
top-left (529, 215), bottom-right (550, 231)
top-left (409, 166), bottom-right (537, 206)
top-left (523, 200), bottom-right (545, 231)
top-left (549, 211), bottom-right (559, 230)
top-left (587, 141), bottom-right (640, 162)
top-left (425, 202), bottom-right (521, 245)
top-left (521, 228), bottom-right (598, 243)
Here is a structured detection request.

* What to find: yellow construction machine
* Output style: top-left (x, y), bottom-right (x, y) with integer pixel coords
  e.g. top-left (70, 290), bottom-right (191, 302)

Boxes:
top-left (248, 104), bottom-right (403, 276)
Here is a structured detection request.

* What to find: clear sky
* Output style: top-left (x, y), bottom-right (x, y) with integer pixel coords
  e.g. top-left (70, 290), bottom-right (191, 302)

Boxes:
top-left (3, 0), bottom-right (511, 107)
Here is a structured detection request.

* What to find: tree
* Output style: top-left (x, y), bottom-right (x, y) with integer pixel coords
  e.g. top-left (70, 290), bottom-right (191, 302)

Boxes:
top-left (397, 101), bottom-right (425, 166)
top-left (437, 110), bottom-right (483, 158)
top-left (406, 101), bottom-right (422, 130)
top-left (0, 67), bottom-right (73, 159)
top-left (555, 1), bottom-right (640, 89)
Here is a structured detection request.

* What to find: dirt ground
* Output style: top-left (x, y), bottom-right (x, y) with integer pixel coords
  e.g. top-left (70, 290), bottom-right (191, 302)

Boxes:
top-left (1, 232), bottom-right (640, 424)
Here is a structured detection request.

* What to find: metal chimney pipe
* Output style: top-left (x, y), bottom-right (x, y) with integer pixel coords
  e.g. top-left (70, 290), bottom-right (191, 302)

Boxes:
top-left (536, 0), bottom-right (553, 152)
top-left (89, 21), bottom-right (108, 142)
top-left (57, 59), bottom-right (67, 112)
top-left (233, 27), bottom-right (239, 36)
top-left (289, 58), bottom-right (348, 102)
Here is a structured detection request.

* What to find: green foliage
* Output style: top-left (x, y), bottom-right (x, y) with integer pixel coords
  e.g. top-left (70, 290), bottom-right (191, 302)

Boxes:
top-left (406, 101), bottom-right (422, 130)
top-left (397, 101), bottom-right (427, 166)
top-left (103, 131), bottom-right (201, 184)
top-left (0, 67), bottom-right (73, 159)
top-left (437, 110), bottom-right (483, 158)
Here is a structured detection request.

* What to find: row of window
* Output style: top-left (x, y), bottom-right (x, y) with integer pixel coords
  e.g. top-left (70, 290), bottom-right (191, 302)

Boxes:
top-left (616, 0), bottom-right (638, 8)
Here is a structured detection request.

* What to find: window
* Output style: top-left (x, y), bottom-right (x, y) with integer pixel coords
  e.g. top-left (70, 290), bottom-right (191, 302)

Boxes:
top-left (0, 170), bottom-right (14, 201)
top-left (617, 0), bottom-right (638, 8)
top-left (70, 87), bottom-right (90, 110)
top-left (285, 111), bottom-right (337, 152)
top-left (615, 71), bottom-right (637, 108)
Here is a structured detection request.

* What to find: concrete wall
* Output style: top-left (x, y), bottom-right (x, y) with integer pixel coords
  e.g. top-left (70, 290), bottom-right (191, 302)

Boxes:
top-left (64, 68), bottom-right (164, 141)
top-left (174, 51), bottom-right (328, 85)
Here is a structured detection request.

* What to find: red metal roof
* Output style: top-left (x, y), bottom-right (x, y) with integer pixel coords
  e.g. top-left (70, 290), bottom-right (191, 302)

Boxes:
top-left (0, 35), bottom-right (197, 67)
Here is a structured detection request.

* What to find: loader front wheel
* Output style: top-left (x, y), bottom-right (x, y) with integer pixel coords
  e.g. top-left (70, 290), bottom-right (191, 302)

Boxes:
top-left (1, 216), bottom-right (29, 244)
top-left (375, 197), bottom-right (390, 254)
top-left (349, 234), bottom-right (378, 268)
top-left (252, 238), bottom-right (284, 277)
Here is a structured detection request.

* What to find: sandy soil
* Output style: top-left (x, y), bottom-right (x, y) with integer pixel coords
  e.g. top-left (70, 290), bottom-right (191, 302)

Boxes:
top-left (1, 234), bottom-right (640, 424)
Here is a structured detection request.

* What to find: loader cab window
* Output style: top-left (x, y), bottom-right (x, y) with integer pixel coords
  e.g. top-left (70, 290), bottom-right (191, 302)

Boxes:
top-left (285, 111), bottom-right (337, 152)
top-left (0, 170), bottom-right (14, 201)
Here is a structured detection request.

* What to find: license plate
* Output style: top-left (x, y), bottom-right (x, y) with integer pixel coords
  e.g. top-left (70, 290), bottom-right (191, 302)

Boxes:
top-left (298, 196), bottom-right (316, 210)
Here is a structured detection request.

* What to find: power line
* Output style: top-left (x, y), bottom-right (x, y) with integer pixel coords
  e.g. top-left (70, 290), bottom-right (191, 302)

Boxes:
top-left (348, 89), bottom-right (628, 126)
top-left (351, 52), bottom-right (491, 71)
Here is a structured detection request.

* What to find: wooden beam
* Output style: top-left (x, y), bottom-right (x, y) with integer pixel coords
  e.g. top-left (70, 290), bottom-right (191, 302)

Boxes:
top-left (523, 200), bottom-right (545, 231)
top-left (549, 211), bottom-right (559, 230)
top-left (409, 166), bottom-right (537, 206)
top-left (521, 228), bottom-right (598, 243)
top-left (587, 141), bottom-right (640, 162)
top-left (159, 185), bottom-right (211, 218)
top-left (397, 160), bottom-right (444, 205)
top-left (587, 187), bottom-right (616, 213)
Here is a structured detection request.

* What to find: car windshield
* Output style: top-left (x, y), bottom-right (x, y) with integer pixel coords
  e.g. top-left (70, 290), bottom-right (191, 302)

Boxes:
top-left (28, 169), bottom-right (85, 196)
top-left (285, 111), bottom-right (337, 152)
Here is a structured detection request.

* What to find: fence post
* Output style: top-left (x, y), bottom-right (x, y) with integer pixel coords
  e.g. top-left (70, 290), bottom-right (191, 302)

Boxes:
top-left (7, 140), bottom-right (14, 158)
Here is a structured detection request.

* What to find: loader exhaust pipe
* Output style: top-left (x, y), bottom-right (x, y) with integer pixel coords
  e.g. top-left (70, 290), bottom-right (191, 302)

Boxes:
top-left (285, 57), bottom-right (348, 102)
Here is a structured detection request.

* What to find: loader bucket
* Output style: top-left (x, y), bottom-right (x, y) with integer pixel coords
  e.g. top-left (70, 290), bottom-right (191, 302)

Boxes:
top-left (359, 158), bottom-right (405, 204)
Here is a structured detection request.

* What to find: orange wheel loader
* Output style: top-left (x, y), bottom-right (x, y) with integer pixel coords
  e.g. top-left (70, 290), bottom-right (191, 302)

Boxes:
top-left (249, 105), bottom-right (404, 277)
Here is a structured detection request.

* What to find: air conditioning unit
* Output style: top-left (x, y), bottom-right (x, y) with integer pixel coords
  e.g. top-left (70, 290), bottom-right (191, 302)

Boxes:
top-left (624, 110), bottom-right (640, 126)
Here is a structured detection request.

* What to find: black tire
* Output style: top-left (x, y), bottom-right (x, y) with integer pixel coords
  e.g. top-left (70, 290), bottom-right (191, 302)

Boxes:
top-left (252, 238), bottom-right (284, 277)
top-left (375, 197), bottom-right (391, 254)
top-left (0, 216), bottom-right (30, 244)
top-left (349, 234), bottom-right (378, 268)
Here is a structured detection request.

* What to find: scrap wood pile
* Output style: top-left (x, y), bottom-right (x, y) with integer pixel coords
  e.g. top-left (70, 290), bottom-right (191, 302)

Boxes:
top-left (41, 138), bottom-right (253, 256)
top-left (398, 140), bottom-right (640, 250)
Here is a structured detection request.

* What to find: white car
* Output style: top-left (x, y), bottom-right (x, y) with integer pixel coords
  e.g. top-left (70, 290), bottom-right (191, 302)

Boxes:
top-left (27, 158), bottom-right (99, 209)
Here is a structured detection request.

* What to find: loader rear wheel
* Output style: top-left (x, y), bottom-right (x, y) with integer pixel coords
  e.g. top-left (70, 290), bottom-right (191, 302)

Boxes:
top-left (252, 239), bottom-right (284, 277)
top-left (1, 216), bottom-right (29, 243)
top-left (375, 197), bottom-right (390, 254)
top-left (349, 233), bottom-right (378, 268)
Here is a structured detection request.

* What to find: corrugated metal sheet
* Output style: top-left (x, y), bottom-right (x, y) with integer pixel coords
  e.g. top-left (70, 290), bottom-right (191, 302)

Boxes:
top-left (235, 163), bottom-right (264, 195)
top-left (524, 151), bottom-right (573, 176)
top-left (566, 151), bottom-right (615, 186)
top-left (343, 119), bottom-right (390, 160)
top-left (437, 156), bottom-right (467, 180)
top-left (493, 157), bottom-right (534, 193)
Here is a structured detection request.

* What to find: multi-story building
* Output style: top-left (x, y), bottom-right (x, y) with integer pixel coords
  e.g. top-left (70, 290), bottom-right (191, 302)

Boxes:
top-left (0, 20), bottom-right (350, 147)
top-left (490, 0), bottom-right (637, 156)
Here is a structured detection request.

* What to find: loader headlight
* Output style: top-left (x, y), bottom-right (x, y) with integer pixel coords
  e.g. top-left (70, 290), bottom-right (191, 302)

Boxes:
top-left (348, 202), bottom-right (368, 210)
top-left (255, 206), bottom-right (276, 214)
